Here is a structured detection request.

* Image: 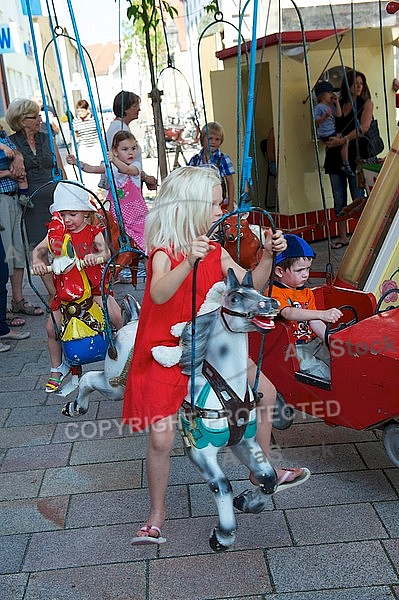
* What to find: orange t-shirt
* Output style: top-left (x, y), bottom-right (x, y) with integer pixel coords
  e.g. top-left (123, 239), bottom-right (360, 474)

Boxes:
top-left (271, 283), bottom-right (317, 343)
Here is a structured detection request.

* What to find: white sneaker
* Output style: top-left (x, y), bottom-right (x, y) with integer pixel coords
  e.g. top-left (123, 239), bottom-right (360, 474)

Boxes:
top-left (0, 342), bottom-right (11, 352)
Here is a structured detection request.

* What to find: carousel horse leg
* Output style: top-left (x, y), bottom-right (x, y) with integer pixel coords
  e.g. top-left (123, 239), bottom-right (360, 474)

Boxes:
top-left (62, 371), bottom-right (109, 417)
top-left (187, 444), bottom-right (237, 552)
top-left (232, 437), bottom-right (277, 514)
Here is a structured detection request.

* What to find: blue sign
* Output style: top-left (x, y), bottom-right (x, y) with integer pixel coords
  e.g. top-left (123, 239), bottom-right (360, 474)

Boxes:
top-left (0, 25), bottom-right (15, 54)
top-left (21, 0), bottom-right (42, 16)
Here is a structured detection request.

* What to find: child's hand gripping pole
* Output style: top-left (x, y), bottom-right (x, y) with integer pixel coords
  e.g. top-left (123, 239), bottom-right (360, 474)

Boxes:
top-left (31, 256), bottom-right (104, 275)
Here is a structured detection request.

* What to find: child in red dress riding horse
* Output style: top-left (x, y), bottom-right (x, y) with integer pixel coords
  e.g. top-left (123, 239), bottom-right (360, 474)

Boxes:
top-left (122, 166), bottom-right (310, 545)
top-left (32, 182), bottom-right (122, 393)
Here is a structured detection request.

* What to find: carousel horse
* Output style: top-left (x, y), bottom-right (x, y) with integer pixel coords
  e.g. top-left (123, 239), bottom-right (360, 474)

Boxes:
top-left (152, 268), bottom-right (280, 552)
top-left (222, 212), bottom-right (267, 269)
top-left (43, 211), bottom-right (109, 396)
top-left (61, 293), bottom-right (140, 416)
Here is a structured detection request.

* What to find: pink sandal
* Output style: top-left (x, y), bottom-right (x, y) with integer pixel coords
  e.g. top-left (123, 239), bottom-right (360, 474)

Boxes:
top-left (130, 524), bottom-right (166, 545)
top-left (275, 467), bottom-right (311, 493)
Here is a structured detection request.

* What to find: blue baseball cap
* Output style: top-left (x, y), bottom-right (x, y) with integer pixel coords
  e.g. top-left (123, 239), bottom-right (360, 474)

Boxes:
top-left (276, 234), bottom-right (316, 265)
top-left (314, 81), bottom-right (334, 97)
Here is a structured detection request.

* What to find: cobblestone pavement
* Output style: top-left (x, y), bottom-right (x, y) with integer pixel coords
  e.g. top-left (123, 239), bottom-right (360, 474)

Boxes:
top-left (1, 239), bottom-right (399, 599)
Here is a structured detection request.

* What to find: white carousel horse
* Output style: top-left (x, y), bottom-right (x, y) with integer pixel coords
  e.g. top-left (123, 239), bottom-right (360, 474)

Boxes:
top-left (154, 268), bottom-right (280, 552)
top-left (61, 294), bottom-right (140, 417)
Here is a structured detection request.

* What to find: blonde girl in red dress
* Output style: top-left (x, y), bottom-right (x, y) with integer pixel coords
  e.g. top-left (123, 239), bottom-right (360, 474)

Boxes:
top-left (123, 166), bottom-right (309, 545)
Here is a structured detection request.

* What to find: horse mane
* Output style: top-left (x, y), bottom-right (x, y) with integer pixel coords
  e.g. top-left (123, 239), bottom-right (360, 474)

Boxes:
top-left (179, 309), bottom-right (218, 375)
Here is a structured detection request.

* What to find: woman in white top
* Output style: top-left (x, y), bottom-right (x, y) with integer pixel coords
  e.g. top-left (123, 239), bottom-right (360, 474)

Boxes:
top-left (106, 91), bottom-right (157, 191)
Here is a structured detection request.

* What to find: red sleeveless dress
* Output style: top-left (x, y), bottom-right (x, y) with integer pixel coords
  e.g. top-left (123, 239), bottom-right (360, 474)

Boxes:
top-left (122, 244), bottom-right (223, 431)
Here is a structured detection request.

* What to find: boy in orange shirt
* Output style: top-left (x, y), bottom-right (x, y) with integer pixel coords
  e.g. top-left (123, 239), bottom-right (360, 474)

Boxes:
top-left (272, 234), bottom-right (342, 379)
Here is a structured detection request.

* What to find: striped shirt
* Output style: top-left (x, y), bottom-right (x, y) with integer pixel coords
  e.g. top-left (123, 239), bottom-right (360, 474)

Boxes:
top-left (73, 116), bottom-right (100, 147)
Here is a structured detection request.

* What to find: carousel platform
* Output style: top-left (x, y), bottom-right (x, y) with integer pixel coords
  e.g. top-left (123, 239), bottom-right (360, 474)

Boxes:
top-left (1, 238), bottom-right (399, 600)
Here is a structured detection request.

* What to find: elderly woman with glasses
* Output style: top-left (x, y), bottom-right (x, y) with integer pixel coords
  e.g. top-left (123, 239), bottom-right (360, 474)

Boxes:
top-left (5, 98), bottom-right (66, 308)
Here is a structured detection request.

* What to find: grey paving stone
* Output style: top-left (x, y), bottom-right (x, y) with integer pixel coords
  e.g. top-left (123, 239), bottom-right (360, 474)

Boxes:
top-left (189, 479), bottom-right (274, 517)
top-left (1, 354), bottom-right (35, 377)
top-left (66, 484), bottom-right (189, 528)
top-left (267, 541), bottom-right (398, 592)
top-left (374, 501), bottom-right (399, 537)
top-left (382, 539), bottom-right (399, 565)
top-left (161, 511), bottom-right (291, 557)
top-left (274, 470), bottom-right (398, 509)
top-left (0, 470), bottom-right (43, 501)
top-left (69, 435), bottom-right (148, 465)
top-left (355, 440), bottom-right (394, 469)
top-left (0, 390), bottom-right (50, 410)
top-left (97, 399), bottom-right (124, 418)
top-left (22, 524), bottom-right (157, 571)
top-left (0, 534), bottom-right (29, 574)
top-left (5, 404), bottom-right (98, 427)
top-left (53, 416), bottom-right (139, 442)
top-left (0, 573), bottom-right (29, 600)
top-left (0, 409), bottom-right (9, 427)
top-left (1, 443), bottom-right (71, 473)
top-left (273, 421), bottom-right (377, 448)
top-left (273, 442), bottom-right (366, 473)
top-left (1, 375), bottom-right (40, 392)
top-left (40, 460), bottom-right (142, 497)
top-left (265, 588), bottom-right (397, 599)
top-left (149, 550), bottom-right (271, 599)
top-left (0, 423), bottom-right (55, 448)
top-left (385, 467), bottom-right (399, 491)
top-left (23, 562), bottom-right (146, 600)
top-left (18, 361), bottom-right (48, 375)
top-left (0, 496), bottom-right (68, 535)
top-left (285, 503), bottom-right (388, 545)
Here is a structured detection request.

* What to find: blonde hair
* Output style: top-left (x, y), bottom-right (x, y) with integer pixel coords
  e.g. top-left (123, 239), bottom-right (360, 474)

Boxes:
top-left (200, 121), bottom-right (224, 146)
top-left (6, 99), bottom-right (40, 132)
top-left (145, 166), bottom-right (221, 257)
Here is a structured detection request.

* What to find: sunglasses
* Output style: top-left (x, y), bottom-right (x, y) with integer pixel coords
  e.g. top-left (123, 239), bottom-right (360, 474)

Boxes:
top-left (24, 115), bottom-right (41, 120)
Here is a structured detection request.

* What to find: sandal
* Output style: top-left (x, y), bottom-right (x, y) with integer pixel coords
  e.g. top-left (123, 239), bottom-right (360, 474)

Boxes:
top-left (130, 524), bottom-right (166, 545)
top-left (10, 298), bottom-right (44, 316)
top-left (6, 314), bottom-right (26, 327)
top-left (249, 467), bottom-right (310, 492)
top-left (45, 363), bottom-right (71, 394)
top-left (275, 467), bottom-right (311, 493)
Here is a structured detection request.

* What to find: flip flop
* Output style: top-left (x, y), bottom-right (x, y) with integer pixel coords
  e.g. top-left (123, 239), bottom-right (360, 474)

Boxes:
top-left (130, 525), bottom-right (166, 545)
top-left (0, 330), bottom-right (30, 340)
top-left (275, 467), bottom-right (311, 493)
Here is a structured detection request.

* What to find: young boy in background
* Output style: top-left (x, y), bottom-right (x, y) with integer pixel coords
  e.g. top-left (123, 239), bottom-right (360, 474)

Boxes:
top-left (189, 121), bottom-right (235, 211)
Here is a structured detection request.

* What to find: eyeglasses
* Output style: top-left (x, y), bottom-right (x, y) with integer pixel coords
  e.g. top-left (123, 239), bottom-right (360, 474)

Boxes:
top-left (24, 115), bottom-right (41, 120)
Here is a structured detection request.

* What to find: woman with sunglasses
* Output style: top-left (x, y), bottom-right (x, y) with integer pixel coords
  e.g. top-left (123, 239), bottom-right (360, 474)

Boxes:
top-left (6, 98), bottom-right (66, 308)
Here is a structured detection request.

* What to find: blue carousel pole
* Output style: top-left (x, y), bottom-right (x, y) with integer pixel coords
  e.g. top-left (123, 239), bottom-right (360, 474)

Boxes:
top-left (239, 0), bottom-right (259, 209)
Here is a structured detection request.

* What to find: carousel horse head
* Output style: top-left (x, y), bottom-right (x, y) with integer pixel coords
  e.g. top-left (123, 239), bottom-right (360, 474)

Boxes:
top-left (222, 213), bottom-right (266, 269)
top-left (153, 268), bottom-right (280, 551)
